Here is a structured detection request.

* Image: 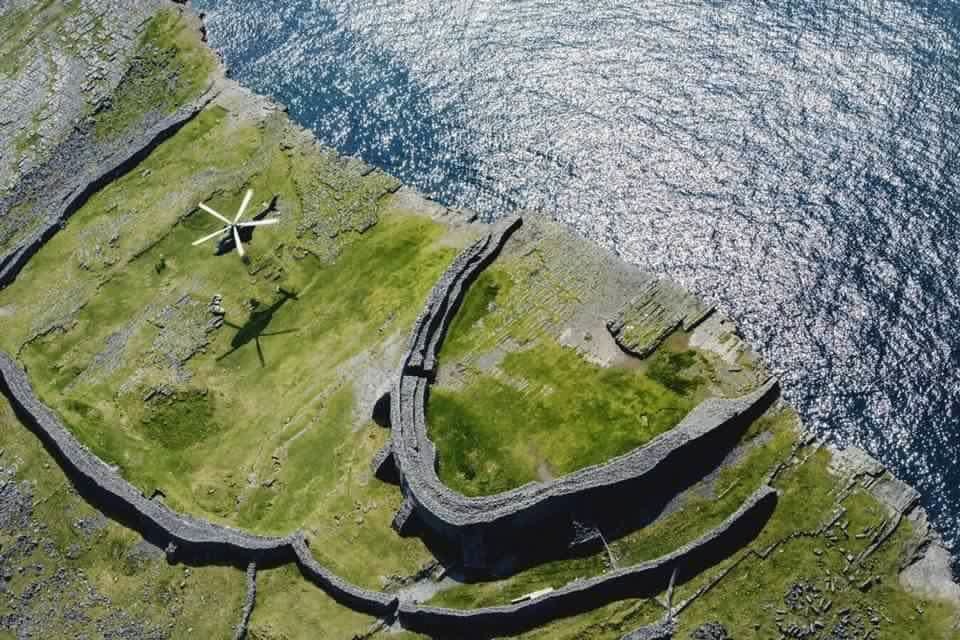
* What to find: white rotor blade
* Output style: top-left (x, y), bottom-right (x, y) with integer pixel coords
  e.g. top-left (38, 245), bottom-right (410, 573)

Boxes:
top-left (199, 203), bottom-right (232, 225)
top-left (233, 226), bottom-right (245, 257)
top-left (234, 189), bottom-right (254, 223)
top-left (192, 226), bottom-right (229, 246)
top-left (237, 218), bottom-right (279, 227)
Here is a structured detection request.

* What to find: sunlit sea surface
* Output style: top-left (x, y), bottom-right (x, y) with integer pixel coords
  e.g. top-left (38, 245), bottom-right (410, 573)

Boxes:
top-left (193, 0), bottom-right (960, 563)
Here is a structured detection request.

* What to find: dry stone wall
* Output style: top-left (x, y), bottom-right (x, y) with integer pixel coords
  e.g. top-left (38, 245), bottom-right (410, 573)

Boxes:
top-left (396, 486), bottom-right (777, 638)
top-left (233, 561), bottom-right (258, 640)
top-left (0, 87), bottom-right (217, 288)
top-left (0, 209), bottom-right (781, 635)
top-left (387, 215), bottom-right (780, 567)
top-left (0, 352), bottom-right (399, 617)
top-left (290, 535), bottom-right (398, 616)
top-left (0, 353), bottom-right (296, 562)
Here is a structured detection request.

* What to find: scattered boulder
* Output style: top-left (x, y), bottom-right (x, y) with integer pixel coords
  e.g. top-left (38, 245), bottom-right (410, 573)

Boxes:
top-left (691, 622), bottom-right (730, 640)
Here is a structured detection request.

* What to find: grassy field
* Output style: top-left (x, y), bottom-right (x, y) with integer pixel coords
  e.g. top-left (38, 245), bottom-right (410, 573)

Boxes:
top-left (0, 395), bottom-right (247, 638)
top-left (427, 242), bottom-right (724, 496)
top-left (0, 66), bottom-right (465, 594)
top-left (429, 339), bottom-right (709, 496)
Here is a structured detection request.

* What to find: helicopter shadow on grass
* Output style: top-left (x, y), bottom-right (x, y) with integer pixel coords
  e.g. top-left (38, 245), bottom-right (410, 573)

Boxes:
top-left (216, 287), bottom-right (299, 367)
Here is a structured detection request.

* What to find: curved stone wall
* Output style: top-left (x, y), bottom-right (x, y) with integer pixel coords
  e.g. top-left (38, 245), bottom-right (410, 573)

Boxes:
top-left (403, 217), bottom-right (523, 377)
top-left (0, 352), bottom-right (396, 616)
top-left (387, 215), bottom-right (780, 567)
top-left (0, 213), bottom-right (781, 634)
top-left (0, 353), bottom-right (295, 561)
top-left (291, 535), bottom-right (398, 616)
top-left (395, 372), bottom-right (777, 532)
top-left (397, 486), bottom-right (777, 638)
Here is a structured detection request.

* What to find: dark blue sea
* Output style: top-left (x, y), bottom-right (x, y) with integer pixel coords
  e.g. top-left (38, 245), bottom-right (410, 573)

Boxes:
top-left (192, 0), bottom-right (960, 565)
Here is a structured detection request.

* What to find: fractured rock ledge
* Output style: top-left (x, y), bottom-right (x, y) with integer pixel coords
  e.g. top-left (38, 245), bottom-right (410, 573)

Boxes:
top-left (606, 279), bottom-right (714, 359)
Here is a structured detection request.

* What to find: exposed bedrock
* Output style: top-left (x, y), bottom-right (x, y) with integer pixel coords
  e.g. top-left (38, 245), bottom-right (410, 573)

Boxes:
top-left (619, 618), bottom-right (676, 640)
top-left (0, 86), bottom-right (217, 289)
top-left (606, 279), bottom-right (714, 360)
top-left (387, 215), bottom-right (781, 569)
top-left (397, 486), bottom-right (777, 638)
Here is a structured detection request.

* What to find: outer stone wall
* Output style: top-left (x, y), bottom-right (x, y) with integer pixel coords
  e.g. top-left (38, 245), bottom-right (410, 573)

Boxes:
top-left (0, 86), bottom-right (217, 288)
top-left (291, 536), bottom-right (398, 616)
top-left (0, 353), bottom-right (295, 563)
top-left (396, 486), bottom-right (777, 638)
top-left (0, 249), bottom-right (778, 636)
top-left (0, 352), bottom-right (396, 617)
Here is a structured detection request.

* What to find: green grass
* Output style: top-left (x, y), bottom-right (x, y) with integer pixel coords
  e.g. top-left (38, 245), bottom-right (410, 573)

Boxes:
top-left (647, 349), bottom-right (702, 394)
top-left (94, 8), bottom-right (216, 140)
top-left (1, 5), bottom-right (956, 636)
top-left (441, 268), bottom-right (515, 359)
top-left (430, 409), bottom-right (797, 610)
top-left (249, 564), bottom-right (377, 639)
top-left (676, 517), bottom-right (957, 639)
top-left (0, 79), bottom-right (457, 590)
top-left (428, 340), bottom-right (706, 496)
top-left (434, 554), bottom-right (608, 610)
top-left (429, 411), bottom-right (958, 640)
top-left (514, 599), bottom-right (665, 640)
top-left (9, 202), bottom-right (455, 518)
top-left (0, 395), bottom-right (246, 638)
top-left (140, 389), bottom-right (220, 450)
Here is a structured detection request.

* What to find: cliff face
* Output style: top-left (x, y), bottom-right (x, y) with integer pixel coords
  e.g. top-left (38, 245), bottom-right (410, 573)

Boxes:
top-left (0, 2), bottom-right (956, 639)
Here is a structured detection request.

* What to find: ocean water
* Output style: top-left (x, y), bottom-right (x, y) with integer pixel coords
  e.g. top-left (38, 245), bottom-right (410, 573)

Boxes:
top-left (192, 0), bottom-right (960, 563)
